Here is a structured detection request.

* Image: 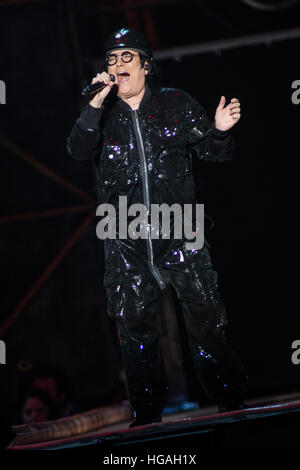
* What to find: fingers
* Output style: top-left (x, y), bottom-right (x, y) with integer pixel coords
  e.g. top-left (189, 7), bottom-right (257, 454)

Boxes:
top-left (91, 71), bottom-right (115, 86)
top-left (217, 95), bottom-right (226, 109)
top-left (228, 98), bottom-right (240, 110)
top-left (217, 96), bottom-right (241, 123)
top-left (89, 71), bottom-right (115, 107)
top-left (228, 98), bottom-right (241, 119)
top-left (230, 107), bottom-right (241, 119)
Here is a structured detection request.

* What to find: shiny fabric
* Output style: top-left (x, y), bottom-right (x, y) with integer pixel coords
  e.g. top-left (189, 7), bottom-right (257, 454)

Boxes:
top-left (67, 85), bottom-right (247, 415)
top-left (104, 28), bottom-right (153, 57)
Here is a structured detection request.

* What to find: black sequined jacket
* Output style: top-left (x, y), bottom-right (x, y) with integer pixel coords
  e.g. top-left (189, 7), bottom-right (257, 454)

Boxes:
top-left (67, 85), bottom-right (234, 289)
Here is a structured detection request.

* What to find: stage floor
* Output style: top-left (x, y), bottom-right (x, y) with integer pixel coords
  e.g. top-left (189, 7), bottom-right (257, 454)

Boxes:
top-left (7, 390), bottom-right (300, 452)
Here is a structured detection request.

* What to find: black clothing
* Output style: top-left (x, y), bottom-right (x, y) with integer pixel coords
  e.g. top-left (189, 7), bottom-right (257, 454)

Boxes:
top-left (67, 85), bottom-right (247, 416)
top-left (67, 86), bottom-right (234, 287)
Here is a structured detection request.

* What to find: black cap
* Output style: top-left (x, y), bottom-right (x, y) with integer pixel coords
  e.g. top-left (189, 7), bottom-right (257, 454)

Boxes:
top-left (104, 28), bottom-right (152, 57)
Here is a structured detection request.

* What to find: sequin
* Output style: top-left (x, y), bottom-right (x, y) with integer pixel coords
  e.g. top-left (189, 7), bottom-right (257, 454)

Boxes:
top-left (197, 346), bottom-right (216, 363)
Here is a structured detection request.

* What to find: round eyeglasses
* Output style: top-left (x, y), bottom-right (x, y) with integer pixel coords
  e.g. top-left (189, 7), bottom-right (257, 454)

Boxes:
top-left (106, 51), bottom-right (138, 66)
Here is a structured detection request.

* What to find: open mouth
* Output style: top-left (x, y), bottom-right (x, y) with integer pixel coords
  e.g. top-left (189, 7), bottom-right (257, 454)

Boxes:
top-left (117, 72), bottom-right (130, 84)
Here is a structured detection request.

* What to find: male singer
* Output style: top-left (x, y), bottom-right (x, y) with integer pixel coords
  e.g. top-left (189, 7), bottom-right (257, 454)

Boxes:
top-left (67, 28), bottom-right (247, 427)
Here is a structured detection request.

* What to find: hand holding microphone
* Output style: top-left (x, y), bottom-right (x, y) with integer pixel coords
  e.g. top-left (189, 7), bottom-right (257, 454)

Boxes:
top-left (86, 72), bottom-right (115, 109)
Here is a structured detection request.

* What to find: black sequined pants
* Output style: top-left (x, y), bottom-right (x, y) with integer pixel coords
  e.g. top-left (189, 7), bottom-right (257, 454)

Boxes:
top-left (104, 240), bottom-right (247, 417)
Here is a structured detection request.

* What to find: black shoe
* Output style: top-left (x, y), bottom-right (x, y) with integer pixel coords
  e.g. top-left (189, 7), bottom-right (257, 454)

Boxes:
top-left (129, 415), bottom-right (162, 428)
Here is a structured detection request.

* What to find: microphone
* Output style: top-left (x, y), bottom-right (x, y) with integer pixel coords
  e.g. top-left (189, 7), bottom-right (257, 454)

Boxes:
top-left (81, 74), bottom-right (115, 96)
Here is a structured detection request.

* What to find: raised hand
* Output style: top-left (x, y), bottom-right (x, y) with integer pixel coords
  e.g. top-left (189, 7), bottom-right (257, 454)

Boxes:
top-left (214, 96), bottom-right (241, 132)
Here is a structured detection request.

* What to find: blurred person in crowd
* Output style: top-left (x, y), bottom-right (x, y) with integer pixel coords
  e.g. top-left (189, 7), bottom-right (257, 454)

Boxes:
top-left (25, 365), bottom-right (77, 418)
top-left (20, 388), bottom-right (57, 424)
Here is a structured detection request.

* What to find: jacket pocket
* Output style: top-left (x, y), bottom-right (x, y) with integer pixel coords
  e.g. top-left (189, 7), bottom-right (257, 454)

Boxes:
top-left (101, 166), bottom-right (140, 192)
top-left (100, 144), bottom-right (131, 169)
top-left (153, 151), bottom-right (191, 181)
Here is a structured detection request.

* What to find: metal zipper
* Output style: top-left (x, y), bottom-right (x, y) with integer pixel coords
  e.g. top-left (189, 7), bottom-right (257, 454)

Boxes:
top-left (132, 109), bottom-right (166, 290)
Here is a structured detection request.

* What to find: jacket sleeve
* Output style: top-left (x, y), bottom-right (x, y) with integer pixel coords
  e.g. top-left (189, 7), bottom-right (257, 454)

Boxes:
top-left (66, 104), bottom-right (104, 161)
top-left (186, 96), bottom-right (235, 162)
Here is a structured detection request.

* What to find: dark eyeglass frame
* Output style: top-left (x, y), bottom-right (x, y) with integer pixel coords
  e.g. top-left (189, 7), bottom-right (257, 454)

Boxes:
top-left (106, 51), bottom-right (139, 66)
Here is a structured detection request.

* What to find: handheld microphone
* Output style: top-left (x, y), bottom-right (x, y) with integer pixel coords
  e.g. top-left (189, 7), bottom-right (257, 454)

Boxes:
top-left (81, 74), bottom-right (115, 96)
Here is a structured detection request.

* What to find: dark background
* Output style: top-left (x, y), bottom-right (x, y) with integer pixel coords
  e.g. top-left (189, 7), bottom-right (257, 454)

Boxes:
top-left (0, 0), bottom-right (299, 423)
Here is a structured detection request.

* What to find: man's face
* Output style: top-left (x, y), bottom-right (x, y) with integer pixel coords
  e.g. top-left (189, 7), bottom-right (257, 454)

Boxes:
top-left (107, 48), bottom-right (148, 98)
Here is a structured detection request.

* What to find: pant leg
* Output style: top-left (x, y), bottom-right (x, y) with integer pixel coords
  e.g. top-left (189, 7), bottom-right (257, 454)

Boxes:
top-left (164, 244), bottom-right (247, 409)
top-left (105, 267), bottom-right (169, 417)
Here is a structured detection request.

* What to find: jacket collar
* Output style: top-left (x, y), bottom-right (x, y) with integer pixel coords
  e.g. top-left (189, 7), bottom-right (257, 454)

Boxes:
top-left (113, 83), bottom-right (152, 113)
